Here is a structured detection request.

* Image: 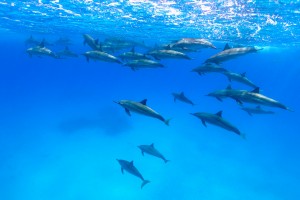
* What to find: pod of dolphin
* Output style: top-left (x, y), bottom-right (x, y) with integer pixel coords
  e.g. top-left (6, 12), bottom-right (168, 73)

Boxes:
top-left (25, 34), bottom-right (292, 189)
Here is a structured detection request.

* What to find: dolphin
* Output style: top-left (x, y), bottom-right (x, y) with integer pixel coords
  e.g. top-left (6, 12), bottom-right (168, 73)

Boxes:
top-left (205, 43), bottom-right (262, 64)
top-left (172, 92), bottom-right (195, 105)
top-left (25, 35), bottom-right (40, 46)
top-left (55, 37), bottom-right (72, 46)
top-left (114, 99), bottom-right (170, 125)
top-left (83, 34), bottom-right (101, 50)
top-left (170, 38), bottom-right (216, 49)
top-left (26, 41), bottom-right (59, 59)
top-left (138, 143), bottom-right (170, 163)
top-left (57, 46), bottom-right (78, 58)
top-left (118, 47), bottom-right (148, 61)
top-left (221, 71), bottom-right (257, 88)
top-left (124, 59), bottom-right (164, 71)
top-left (241, 105), bottom-right (275, 116)
top-left (82, 50), bottom-right (122, 64)
top-left (191, 63), bottom-right (228, 75)
top-left (116, 159), bottom-right (150, 189)
top-left (191, 111), bottom-right (245, 138)
top-left (147, 49), bottom-right (191, 60)
top-left (207, 86), bottom-right (292, 111)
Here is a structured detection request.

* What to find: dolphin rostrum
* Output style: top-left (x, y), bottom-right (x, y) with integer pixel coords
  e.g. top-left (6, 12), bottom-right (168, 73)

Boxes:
top-left (191, 111), bottom-right (245, 138)
top-left (138, 143), bottom-right (170, 163)
top-left (117, 159), bottom-right (150, 189)
top-left (114, 99), bottom-right (170, 125)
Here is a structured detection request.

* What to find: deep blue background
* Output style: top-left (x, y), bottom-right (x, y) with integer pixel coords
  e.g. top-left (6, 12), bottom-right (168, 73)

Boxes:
top-left (0, 32), bottom-right (299, 200)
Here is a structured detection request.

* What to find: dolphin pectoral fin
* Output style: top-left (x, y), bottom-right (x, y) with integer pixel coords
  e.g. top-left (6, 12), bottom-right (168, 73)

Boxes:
top-left (216, 97), bottom-right (223, 102)
top-left (121, 167), bottom-right (124, 174)
top-left (228, 77), bottom-right (232, 82)
top-left (141, 150), bottom-right (144, 156)
top-left (154, 56), bottom-right (161, 60)
top-left (85, 56), bottom-right (89, 62)
top-left (141, 180), bottom-right (150, 189)
top-left (125, 108), bottom-right (131, 116)
top-left (174, 97), bottom-right (176, 102)
top-left (201, 119), bottom-right (207, 127)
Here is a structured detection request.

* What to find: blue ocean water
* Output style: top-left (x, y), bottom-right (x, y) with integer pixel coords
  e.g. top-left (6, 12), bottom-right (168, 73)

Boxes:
top-left (0, 1), bottom-right (300, 200)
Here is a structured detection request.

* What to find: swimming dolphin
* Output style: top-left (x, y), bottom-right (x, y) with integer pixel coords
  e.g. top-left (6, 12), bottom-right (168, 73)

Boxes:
top-left (191, 111), bottom-right (245, 138)
top-left (241, 105), bottom-right (275, 116)
top-left (221, 71), bottom-right (257, 88)
top-left (82, 50), bottom-right (122, 64)
top-left (114, 99), bottom-right (170, 125)
top-left (25, 35), bottom-right (40, 46)
top-left (207, 86), bottom-right (292, 111)
top-left (118, 47), bottom-right (148, 61)
top-left (172, 92), bottom-right (195, 105)
top-left (170, 38), bottom-right (216, 49)
top-left (55, 37), bottom-right (72, 46)
top-left (124, 59), bottom-right (164, 71)
top-left (26, 41), bottom-right (59, 59)
top-left (116, 159), bottom-right (150, 189)
top-left (138, 143), bottom-right (170, 163)
top-left (205, 43), bottom-right (262, 64)
top-left (57, 46), bottom-right (78, 58)
top-left (83, 34), bottom-right (101, 50)
top-left (191, 63), bottom-right (228, 75)
top-left (147, 49), bottom-right (191, 60)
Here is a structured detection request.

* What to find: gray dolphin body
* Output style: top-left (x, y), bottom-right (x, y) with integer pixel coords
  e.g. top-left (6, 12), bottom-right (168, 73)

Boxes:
top-left (82, 50), bottom-right (122, 64)
top-left (26, 43), bottom-right (59, 59)
top-left (192, 63), bottom-right (228, 75)
top-left (147, 49), bottom-right (191, 60)
top-left (172, 92), bottom-right (195, 105)
top-left (124, 59), bottom-right (164, 70)
top-left (170, 38), bottom-right (216, 49)
top-left (57, 47), bottom-right (78, 58)
top-left (205, 44), bottom-right (262, 63)
top-left (241, 105), bottom-right (275, 116)
top-left (83, 34), bottom-right (101, 50)
top-left (117, 159), bottom-right (150, 189)
top-left (207, 87), bottom-right (291, 111)
top-left (118, 47), bottom-right (148, 61)
top-left (191, 111), bottom-right (244, 137)
top-left (138, 143), bottom-right (169, 163)
top-left (115, 99), bottom-right (170, 125)
top-left (221, 72), bottom-right (257, 88)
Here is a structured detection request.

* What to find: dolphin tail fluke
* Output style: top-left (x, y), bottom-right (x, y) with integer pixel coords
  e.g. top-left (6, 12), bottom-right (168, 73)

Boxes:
top-left (141, 180), bottom-right (150, 189)
top-left (240, 133), bottom-right (246, 140)
top-left (286, 107), bottom-right (294, 112)
top-left (164, 159), bottom-right (170, 163)
top-left (164, 118), bottom-right (171, 126)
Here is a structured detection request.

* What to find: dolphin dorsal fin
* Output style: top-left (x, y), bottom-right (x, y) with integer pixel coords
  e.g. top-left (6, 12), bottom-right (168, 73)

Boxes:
top-left (95, 39), bottom-right (99, 45)
top-left (166, 44), bottom-right (171, 50)
top-left (130, 161), bottom-right (134, 166)
top-left (39, 40), bottom-right (45, 48)
top-left (140, 99), bottom-right (147, 105)
top-left (215, 111), bottom-right (223, 117)
top-left (150, 143), bottom-right (154, 147)
top-left (226, 85), bottom-right (232, 90)
top-left (223, 43), bottom-right (231, 51)
top-left (252, 87), bottom-right (260, 93)
top-left (241, 72), bottom-right (246, 77)
top-left (180, 92), bottom-right (185, 96)
top-left (131, 47), bottom-right (135, 53)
